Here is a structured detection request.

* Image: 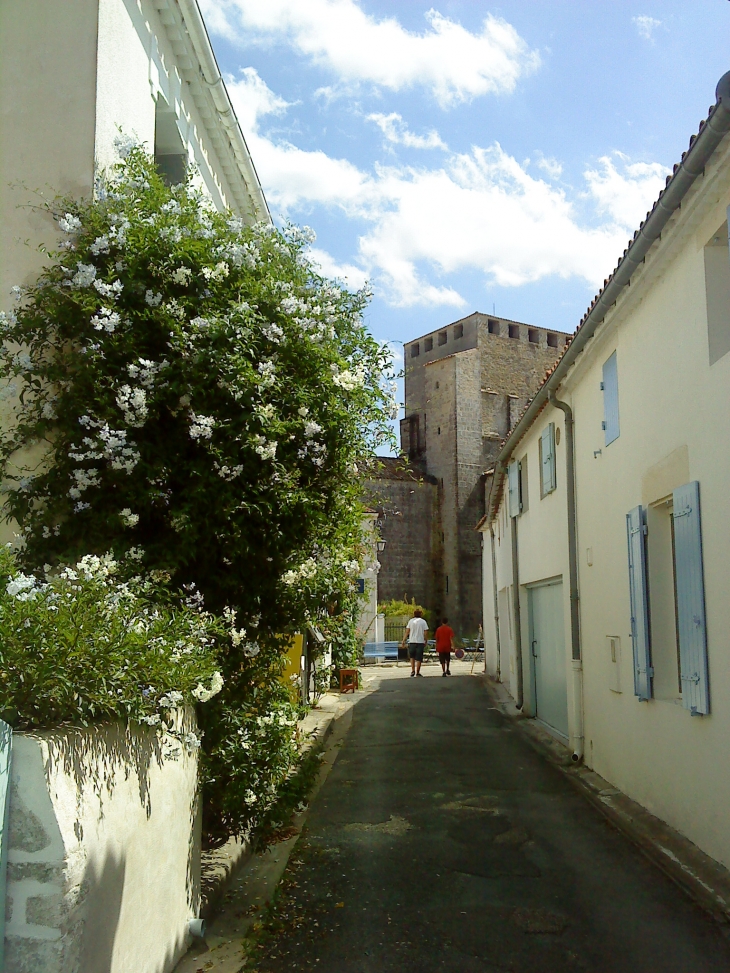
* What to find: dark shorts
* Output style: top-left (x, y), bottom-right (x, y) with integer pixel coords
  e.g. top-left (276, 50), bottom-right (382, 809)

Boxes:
top-left (437, 650), bottom-right (451, 662)
top-left (408, 643), bottom-right (425, 662)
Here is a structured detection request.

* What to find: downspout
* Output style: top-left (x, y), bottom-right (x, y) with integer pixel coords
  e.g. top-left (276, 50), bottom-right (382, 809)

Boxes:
top-left (489, 524), bottom-right (501, 681)
top-left (548, 391), bottom-right (583, 762)
top-left (510, 513), bottom-right (524, 710)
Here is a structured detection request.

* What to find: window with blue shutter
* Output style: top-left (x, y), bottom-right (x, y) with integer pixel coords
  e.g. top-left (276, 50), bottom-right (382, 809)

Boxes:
top-left (626, 505), bottom-right (652, 700)
top-left (672, 481), bottom-right (710, 715)
top-left (602, 352), bottom-right (620, 446)
top-left (539, 423), bottom-right (556, 497)
top-left (508, 460), bottom-right (520, 517)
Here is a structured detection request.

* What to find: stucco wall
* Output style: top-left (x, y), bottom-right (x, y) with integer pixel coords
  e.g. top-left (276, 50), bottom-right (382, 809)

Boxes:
top-left (4, 717), bottom-right (200, 973)
top-left (568, 174), bottom-right (730, 869)
top-left (484, 138), bottom-right (730, 872)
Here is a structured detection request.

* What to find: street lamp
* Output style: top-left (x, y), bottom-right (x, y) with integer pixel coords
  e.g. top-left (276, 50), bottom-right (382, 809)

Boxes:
top-left (376, 540), bottom-right (387, 554)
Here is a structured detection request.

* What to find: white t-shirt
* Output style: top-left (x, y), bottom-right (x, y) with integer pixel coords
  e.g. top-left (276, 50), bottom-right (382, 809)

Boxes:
top-left (406, 617), bottom-right (429, 644)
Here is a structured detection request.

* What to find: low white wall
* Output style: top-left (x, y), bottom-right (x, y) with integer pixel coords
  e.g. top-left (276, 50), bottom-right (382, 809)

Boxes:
top-left (4, 715), bottom-right (200, 973)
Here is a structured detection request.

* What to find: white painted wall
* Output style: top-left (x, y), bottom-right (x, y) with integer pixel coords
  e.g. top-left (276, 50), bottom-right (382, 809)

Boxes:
top-left (567, 160), bottom-right (730, 869)
top-left (483, 136), bottom-right (730, 871)
top-left (5, 716), bottom-right (200, 973)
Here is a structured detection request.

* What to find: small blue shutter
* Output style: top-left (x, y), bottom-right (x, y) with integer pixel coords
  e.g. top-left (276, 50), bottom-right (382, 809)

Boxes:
top-left (626, 505), bottom-right (652, 700)
top-left (508, 460), bottom-right (520, 517)
top-left (602, 352), bottom-right (620, 445)
top-left (673, 481), bottom-right (710, 715)
top-left (540, 423), bottom-right (556, 495)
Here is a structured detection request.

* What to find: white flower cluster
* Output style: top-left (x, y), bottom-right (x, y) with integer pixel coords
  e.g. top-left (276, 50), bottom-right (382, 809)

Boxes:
top-left (58, 213), bottom-right (82, 234)
top-left (214, 462), bottom-right (244, 481)
top-left (189, 412), bottom-right (215, 440)
top-left (145, 290), bottom-right (163, 307)
top-left (127, 358), bottom-right (167, 389)
top-left (331, 363), bottom-right (367, 390)
top-left (192, 670), bottom-right (224, 702)
top-left (91, 307), bottom-right (121, 332)
top-left (116, 385), bottom-right (148, 427)
top-left (71, 418), bottom-right (140, 473)
top-left (114, 133), bottom-right (140, 159)
top-left (261, 322), bottom-right (284, 343)
top-left (159, 690), bottom-right (184, 709)
top-left (281, 557), bottom-right (318, 586)
top-left (163, 298), bottom-right (186, 320)
top-left (6, 572), bottom-right (42, 601)
top-left (257, 361), bottom-right (276, 388)
top-left (68, 467), bottom-right (100, 499)
top-left (217, 240), bottom-right (260, 269)
top-left (243, 642), bottom-right (260, 658)
top-left (0, 310), bottom-right (17, 331)
top-left (252, 435), bottom-right (277, 461)
top-left (93, 278), bottom-right (123, 300)
top-left (63, 552), bottom-right (118, 581)
top-left (297, 418), bottom-right (326, 467)
top-left (341, 559), bottom-right (360, 576)
top-left (70, 263), bottom-right (97, 288)
top-left (201, 261), bottom-right (229, 282)
top-left (171, 266), bottom-right (192, 286)
top-left (89, 235), bottom-right (110, 255)
top-left (119, 508), bottom-right (139, 527)
top-left (190, 316), bottom-right (212, 329)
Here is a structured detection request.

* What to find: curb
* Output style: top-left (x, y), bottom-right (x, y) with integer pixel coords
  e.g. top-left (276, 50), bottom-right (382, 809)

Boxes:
top-left (481, 675), bottom-right (730, 928)
top-left (199, 694), bottom-right (342, 918)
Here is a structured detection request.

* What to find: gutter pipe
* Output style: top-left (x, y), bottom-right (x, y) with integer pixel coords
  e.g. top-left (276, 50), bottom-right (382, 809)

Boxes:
top-left (489, 524), bottom-right (501, 681)
top-left (510, 512), bottom-right (524, 710)
top-left (490, 70), bottom-right (730, 488)
top-left (548, 391), bottom-right (583, 762)
top-left (177, 0), bottom-right (271, 223)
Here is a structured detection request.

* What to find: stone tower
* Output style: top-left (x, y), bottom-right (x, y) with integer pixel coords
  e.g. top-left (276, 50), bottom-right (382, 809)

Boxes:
top-left (394, 311), bottom-right (568, 635)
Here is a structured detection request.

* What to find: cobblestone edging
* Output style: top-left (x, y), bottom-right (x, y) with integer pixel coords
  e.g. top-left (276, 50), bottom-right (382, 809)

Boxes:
top-left (484, 676), bottom-right (730, 926)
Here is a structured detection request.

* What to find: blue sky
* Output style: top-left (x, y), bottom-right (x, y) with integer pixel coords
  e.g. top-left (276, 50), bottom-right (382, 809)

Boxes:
top-left (201, 0), bottom-right (730, 376)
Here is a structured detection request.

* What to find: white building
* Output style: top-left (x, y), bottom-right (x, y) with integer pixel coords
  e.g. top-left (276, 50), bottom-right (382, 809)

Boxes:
top-left (481, 71), bottom-right (730, 871)
top-left (0, 0), bottom-right (268, 305)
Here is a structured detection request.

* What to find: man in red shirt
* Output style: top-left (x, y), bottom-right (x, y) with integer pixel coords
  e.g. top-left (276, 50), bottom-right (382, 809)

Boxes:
top-left (434, 618), bottom-right (455, 676)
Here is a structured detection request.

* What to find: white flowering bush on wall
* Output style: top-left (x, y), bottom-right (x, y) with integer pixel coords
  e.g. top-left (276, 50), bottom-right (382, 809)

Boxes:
top-left (0, 144), bottom-right (395, 844)
top-left (0, 546), bottom-right (222, 744)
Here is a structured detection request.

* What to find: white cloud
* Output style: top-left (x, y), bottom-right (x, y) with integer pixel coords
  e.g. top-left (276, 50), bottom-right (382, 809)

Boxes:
top-left (535, 154), bottom-right (563, 179)
top-left (203, 0), bottom-right (540, 107)
top-left (584, 153), bottom-right (670, 228)
top-left (367, 113), bottom-right (447, 151)
top-left (229, 69), bottom-right (670, 308)
top-left (632, 15), bottom-right (662, 41)
top-left (307, 247), bottom-right (369, 289)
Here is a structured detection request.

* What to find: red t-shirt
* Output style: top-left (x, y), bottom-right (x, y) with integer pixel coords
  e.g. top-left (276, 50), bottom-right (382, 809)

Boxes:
top-left (435, 625), bottom-right (454, 653)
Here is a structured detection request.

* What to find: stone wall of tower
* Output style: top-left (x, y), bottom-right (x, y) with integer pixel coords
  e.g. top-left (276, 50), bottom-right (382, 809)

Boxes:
top-left (397, 311), bottom-right (568, 636)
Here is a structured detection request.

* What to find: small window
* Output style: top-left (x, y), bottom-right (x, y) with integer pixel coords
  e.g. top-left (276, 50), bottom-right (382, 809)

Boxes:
top-left (454, 324), bottom-right (464, 339)
top-left (488, 319), bottom-right (500, 335)
top-left (438, 331), bottom-right (448, 346)
top-left (539, 423), bottom-right (556, 497)
top-left (437, 426), bottom-right (441, 435)
top-left (509, 324), bottom-right (520, 339)
top-left (154, 97), bottom-right (187, 186)
top-left (647, 498), bottom-right (681, 700)
top-left (528, 329), bottom-right (539, 344)
top-left (547, 333), bottom-right (559, 348)
top-left (410, 343), bottom-right (420, 358)
top-left (424, 337), bottom-right (433, 352)
top-left (601, 351), bottom-right (620, 445)
top-left (435, 381), bottom-right (440, 389)
top-left (704, 218), bottom-right (730, 365)
top-left (508, 457), bottom-right (529, 517)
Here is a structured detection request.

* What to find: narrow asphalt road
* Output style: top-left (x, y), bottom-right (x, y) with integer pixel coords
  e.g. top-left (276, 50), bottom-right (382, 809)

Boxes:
top-left (253, 666), bottom-right (730, 973)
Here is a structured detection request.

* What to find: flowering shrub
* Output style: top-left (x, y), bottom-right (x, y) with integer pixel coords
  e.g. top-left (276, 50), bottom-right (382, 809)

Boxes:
top-left (0, 546), bottom-right (222, 740)
top-left (0, 144), bottom-right (395, 843)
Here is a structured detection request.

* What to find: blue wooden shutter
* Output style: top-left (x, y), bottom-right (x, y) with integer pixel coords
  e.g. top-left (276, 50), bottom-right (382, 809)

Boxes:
top-left (508, 460), bottom-right (520, 517)
top-left (540, 423), bottom-right (556, 495)
top-left (626, 505), bottom-right (652, 700)
top-left (602, 352), bottom-right (620, 446)
top-left (673, 481), bottom-right (710, 715)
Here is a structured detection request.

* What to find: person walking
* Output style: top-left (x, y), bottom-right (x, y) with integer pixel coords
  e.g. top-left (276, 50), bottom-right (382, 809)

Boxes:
top-left (401, 609), bottom-right (428, 677)
top-left (434, 617), bottom-right (455, 676)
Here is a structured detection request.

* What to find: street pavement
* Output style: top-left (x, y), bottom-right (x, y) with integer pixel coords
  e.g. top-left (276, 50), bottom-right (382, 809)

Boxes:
top-left (250, 663), bottom-right (730, 973)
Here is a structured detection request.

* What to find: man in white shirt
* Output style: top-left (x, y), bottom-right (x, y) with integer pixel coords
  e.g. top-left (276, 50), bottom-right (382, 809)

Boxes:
top-left (402, 609), bottom-right (429, 677)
